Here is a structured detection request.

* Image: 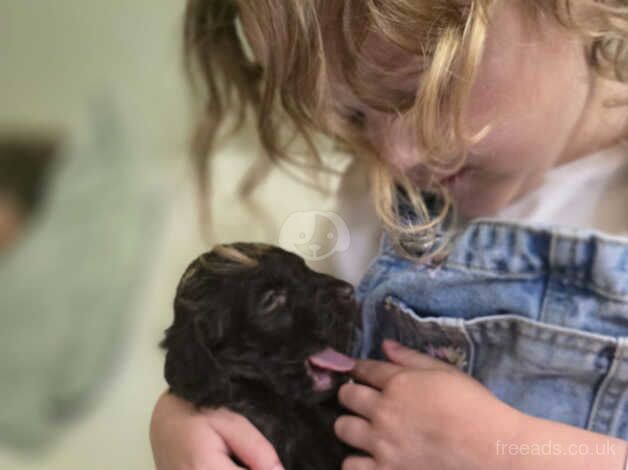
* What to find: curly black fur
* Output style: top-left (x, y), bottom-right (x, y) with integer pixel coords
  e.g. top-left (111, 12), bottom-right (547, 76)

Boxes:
top-left (159, 243), bottom-right (362, 469)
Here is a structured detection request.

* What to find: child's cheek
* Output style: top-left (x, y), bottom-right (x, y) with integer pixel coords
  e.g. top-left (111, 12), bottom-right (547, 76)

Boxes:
top-left (376, 114), bottom-right (423, 174)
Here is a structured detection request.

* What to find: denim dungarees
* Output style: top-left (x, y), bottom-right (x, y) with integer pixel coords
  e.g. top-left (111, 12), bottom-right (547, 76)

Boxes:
top-left (355, 219), bottom-right (628, 438)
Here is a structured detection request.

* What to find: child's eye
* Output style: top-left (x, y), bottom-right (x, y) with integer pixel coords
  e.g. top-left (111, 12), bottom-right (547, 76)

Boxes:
top-left (341, 106), bottom-right (367, 128)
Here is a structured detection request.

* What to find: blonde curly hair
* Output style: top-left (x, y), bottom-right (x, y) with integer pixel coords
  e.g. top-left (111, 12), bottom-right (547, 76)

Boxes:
top-left (183, 0), bottom-right (628, 260)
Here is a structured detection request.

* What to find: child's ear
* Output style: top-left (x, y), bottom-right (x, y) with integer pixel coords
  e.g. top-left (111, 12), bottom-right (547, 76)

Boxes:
top-left (160, 311), bottom-right (232, 406)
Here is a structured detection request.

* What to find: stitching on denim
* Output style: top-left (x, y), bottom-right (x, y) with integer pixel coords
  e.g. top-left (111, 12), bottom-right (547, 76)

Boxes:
top-left (382, 220), bottom-right (628, 297)
top-left (444, 261), bottom-right (544, 279)
top-left (464, 314), bottom-right (618, 353)
top-left (385, 294), bottom-right (620, 353)
top-left (460, 319), bottom-right (475, 376)
top-left (586, 339), bottom-right (625, 433)
top-left (538, 235), bottom-right (558, 324)
top-left (470, 219), bottom-right (628, 245)
top-left (584, 283), bottom-right (628, 303)
top-left (441, 262), bottom-right (628, 302)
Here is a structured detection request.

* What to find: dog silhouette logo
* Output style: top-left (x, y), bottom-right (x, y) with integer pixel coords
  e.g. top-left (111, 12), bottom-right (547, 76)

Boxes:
top-left (279, 211), bottom-right (351, 261)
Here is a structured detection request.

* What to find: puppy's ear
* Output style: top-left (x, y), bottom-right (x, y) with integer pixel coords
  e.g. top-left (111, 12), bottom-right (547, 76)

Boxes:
top-left (160, 311), bottom-right (232, 406)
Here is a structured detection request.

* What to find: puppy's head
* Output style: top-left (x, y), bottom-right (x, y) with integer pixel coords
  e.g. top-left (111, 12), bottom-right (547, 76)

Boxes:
top-left (160, 242), bottom-right (361, 406)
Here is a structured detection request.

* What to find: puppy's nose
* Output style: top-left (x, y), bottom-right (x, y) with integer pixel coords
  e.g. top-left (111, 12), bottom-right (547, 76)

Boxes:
top-left (335, 284), bottom-right (354, 303)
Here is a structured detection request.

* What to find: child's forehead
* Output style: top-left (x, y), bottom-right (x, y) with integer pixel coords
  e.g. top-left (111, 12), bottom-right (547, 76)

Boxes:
top-left (236, 1), bottom-right (587, 127)
top-left (235, 1), bottom-right (565, 65)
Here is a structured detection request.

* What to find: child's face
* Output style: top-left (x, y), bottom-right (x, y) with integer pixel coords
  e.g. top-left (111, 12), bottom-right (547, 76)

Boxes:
top-left (241, 3), bottom-right (622, 217)
top-left (332, 2), bottom-right (593, 217)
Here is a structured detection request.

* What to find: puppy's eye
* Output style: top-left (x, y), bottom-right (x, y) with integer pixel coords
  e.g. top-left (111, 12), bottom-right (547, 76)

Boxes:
top-left (258, 289), bottom-right (287, 315)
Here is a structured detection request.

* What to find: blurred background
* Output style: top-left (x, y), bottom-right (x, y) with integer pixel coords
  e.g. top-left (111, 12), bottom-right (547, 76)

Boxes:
top-left (0, 1), bottom-right (378, 469)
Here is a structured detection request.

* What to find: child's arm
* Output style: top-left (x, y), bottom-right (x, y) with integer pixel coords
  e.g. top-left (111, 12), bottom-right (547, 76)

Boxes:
top-left (149, 390), bottom-right (284, 470)
top-left (335, 340), bottom-right (627, 470)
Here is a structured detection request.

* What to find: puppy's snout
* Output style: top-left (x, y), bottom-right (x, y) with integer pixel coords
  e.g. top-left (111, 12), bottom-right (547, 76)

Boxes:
top-left (314, 283), bottom-right (355, 307)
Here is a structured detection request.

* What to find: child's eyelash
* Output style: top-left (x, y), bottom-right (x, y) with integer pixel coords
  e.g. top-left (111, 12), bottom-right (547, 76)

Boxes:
top-left (340, 107), bottom-right (367, 127)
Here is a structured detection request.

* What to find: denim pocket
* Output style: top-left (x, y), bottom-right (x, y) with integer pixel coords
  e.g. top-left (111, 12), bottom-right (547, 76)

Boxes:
top-left (372, 295), bottom-right (625, 433)
top-left (369, 296), bottom-right (475, 373)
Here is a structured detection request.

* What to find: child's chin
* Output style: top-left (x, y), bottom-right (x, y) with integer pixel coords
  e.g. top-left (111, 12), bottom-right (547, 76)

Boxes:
top-left (451, 186), bottom-right (510, 219)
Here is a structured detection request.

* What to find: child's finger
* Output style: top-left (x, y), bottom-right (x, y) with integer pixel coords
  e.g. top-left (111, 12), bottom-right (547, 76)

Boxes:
top-left (201, 453), bottom-right (248, 470)
top-left (337, 381), bottom-right (381, 420)
top-left (208, 408), bottom-right (284, 470)
top-left (334, 414), bottom-right (373, 454)
top-left (382, 339), bottom-right (453, 371)
top-left (341, 455), bottom-right (377, 470)
top-left (349, 359), bottom-right (404, 389)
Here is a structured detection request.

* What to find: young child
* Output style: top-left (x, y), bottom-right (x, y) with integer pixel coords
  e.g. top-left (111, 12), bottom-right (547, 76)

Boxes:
top-left (151, 1), bottom-right (628, 469)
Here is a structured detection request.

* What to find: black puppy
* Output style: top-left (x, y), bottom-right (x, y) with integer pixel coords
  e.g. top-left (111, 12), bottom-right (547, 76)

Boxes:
top-left (160, 242), bottom-right (362, 469)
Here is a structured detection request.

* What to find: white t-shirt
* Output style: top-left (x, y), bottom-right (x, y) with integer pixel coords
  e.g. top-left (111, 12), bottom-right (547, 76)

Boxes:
top-left (328, 142), bottom-right (628, 282)
top-left (496, 141), bottom-right (628, 237)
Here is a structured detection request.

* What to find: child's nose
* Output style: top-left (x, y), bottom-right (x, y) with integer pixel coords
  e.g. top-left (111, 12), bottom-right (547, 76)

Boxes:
top-left (375, 114), bottom-right (424, 171)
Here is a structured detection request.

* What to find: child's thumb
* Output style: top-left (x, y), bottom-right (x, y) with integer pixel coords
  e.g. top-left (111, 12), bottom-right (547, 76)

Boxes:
top-left (209, 408), bottom-right (284, 470)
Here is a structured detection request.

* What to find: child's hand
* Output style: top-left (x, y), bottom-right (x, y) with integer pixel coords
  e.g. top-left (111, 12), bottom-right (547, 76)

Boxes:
top-left (149, 390), bottom-right (284, 470)
top-left (334, 340), bottom-right (523, 470)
